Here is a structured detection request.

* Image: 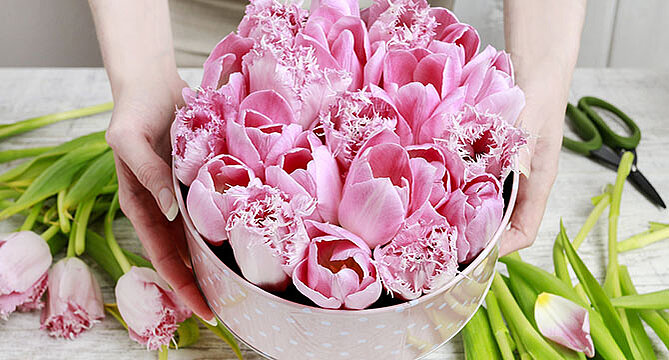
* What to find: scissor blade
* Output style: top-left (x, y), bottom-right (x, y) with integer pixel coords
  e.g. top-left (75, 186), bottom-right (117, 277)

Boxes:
top-left (628, 169), bottom-right (666, 209)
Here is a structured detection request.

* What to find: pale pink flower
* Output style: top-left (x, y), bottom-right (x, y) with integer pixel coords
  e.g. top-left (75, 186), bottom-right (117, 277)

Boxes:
top-left (429, 106), bottom-right (526, 179)
top-left (302, 0), bottom-right (370, 89)
top-left (238, 0), bottom-right (308, 44)
top-left (172, 73), bottom-right (246, 186)
top-left (535, 293), bottom-right (595, 357)
top-left (437, 173), bottom-right (503, 263)
top-left (226, 101), bottom-right (304, 178)
top-left (187, 154), bottom-right (256, 245)
top-left (293, 221), bottom-right (382, 309)
top-left (40, 257), bottom-right (104, 339)
top-left (116, 267), bottom-right (192, 351)
top-left (225, 179), bottom-right (314, 292)
top-left (406, 143), bottom-right (465, 211)
top-left (202, 33), bottom-right (254, 90)
top-left (243, 38), bottom-right (351, 129)
top-left (265, 131), bottom-right (342, 223)
top-left (374, 204), bottom-right (458, 300)
top-left (460, 45), bottom-right (525, 125)
top-left (366, 0), bottom-right (479, 61)
top-left (319, 87), bottom-right (410, 171)
top-left (338, 143), bottom-right (412, 248)
top-left (0, 231), bottom-right (51, 319)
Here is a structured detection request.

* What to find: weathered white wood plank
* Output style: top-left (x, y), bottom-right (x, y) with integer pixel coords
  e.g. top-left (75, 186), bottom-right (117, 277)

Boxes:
top-left (0, 68), bottom-right (668, 359)
top-left (608, 0), bottom-right (669, 67)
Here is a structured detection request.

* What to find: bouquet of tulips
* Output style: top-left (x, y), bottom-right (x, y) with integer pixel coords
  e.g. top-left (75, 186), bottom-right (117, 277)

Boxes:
top-left (174, 0), bottom-right (527, 310)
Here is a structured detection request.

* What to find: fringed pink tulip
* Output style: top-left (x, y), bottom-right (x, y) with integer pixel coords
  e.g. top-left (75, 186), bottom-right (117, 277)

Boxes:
top-left (243, 39), bottom-right (351, 129)
top-left (339, 143), bottom-right (411, 248)
top-left (187, 154), bottom-right (255, 245)
top-left (437, 173), bottom-right (504, 263)
top-left (40, 257), bottom-right (104, 339)
top-left (238, 0), bottom-right (307, 44)
top-left (535, 293), bottom-right (595, 358)
top-left (116, 267), bottom-right (192, 351)
top-left (320, 88), bottom-right (410, 171)
top-left (172, 73), bottom-right (246, 186)
top-left (265, 132), bottom-right (342, 223)
top-left (0, 231), bottom-right (51, 319)
top-left (431, 106), bottom-right (527, 179)
top-left (293, 221), bottom-right (382, 309)
top-left (225, 179), bottom-right (314, 291)
top-left (374, 204), bottom-right (458, 300)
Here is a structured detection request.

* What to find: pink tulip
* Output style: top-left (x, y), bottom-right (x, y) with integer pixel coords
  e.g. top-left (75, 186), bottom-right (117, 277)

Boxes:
top-left (535, 292), bottom-right (595, 357)
top-left (374, 204), bottom-right (458, 300)
top-left (302, 0), bottom-right (370, 89)
top-left (319, 88), bottom-right (410, 171)
top-left (461, 45), bottom-right (525, 125)
top-left (225, 179), bottom-right (314, 291)
top-left (116, 267), bottom-right (192, 351)
top-left (243, 38), bottom-right (351, 129)
top-left (437, 173), bottom-right (504, 263)
top-left (265, 131), bottom-right (342, 224)
top-left (40, 257), bottom-right (104, 339)
top-left (201, 33), bottom-right (254, 90)
top-left (0, 231), bottom-right (51, 319)
top-left (238, 0), bottom-right (308, 44)
top-left (406, 143), bottom-right (465, 211)
top-left (430, 106), bottom-right (527, 179)
top-left (338, 143), bottom-right (412, 248)
top-left (293, 221), bottom-right (382, 309)
top-left (226, 105), bottom-right (304, 179)
top-left (187, 154), bottom-right (255, 245)
top-left (172, 73), bottom-right (246, 186)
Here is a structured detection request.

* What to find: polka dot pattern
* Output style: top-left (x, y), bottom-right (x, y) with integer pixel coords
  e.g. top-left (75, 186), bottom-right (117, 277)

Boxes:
top-left (183, 207), bottom-right (502, 360)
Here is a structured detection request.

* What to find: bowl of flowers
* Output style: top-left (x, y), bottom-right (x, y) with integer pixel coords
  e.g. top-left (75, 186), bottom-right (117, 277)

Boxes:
top-left (171, 0), bottom-right (526, 358)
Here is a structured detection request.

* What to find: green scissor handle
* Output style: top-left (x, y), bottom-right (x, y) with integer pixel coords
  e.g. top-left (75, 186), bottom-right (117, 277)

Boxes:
top-left (563, 103), bottom-right (602, 155)
top-left (578, 96), bottom-right (641, 150)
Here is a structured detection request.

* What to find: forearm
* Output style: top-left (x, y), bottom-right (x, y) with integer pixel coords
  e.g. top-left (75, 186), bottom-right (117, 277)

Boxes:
top-left (88, 0), bottom-right (181, 99)
top-left (504, 0), bottom-right (586, 129)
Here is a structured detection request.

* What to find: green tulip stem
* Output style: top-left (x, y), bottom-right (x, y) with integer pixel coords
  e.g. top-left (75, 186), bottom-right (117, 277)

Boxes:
top-left (74, 197), bottom-right (95, 256)
top-left (485, 291), bottom-right (516, 360)
top-left (57, 189), bottom-right (71, 234)
top-left (40, 224), bottom-right (60, 242)
top-left (573, 191), bottom-right (611, 249)
top-left (19, 200), bottom-right (42, 231)
top-left (105, 192), bottom-right (132, 273)
top-left (604, 151), bottom-right (633, 297)
top-left (618, 226), bottom-right (669, 252)
top-left (158, 346), bottom-right (168, 360)
top-left (0, 102), bottom-right (113, 140)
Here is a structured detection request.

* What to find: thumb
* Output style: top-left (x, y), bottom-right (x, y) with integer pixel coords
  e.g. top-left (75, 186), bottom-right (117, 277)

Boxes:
top-left (107, 130), bottom-right (179, 221)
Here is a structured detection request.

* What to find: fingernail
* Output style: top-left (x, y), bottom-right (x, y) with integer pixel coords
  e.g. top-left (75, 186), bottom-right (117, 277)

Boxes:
top-left (203, 316), bottom-right (218, 326)
top-left (158, 188), bottom-right (179, 221)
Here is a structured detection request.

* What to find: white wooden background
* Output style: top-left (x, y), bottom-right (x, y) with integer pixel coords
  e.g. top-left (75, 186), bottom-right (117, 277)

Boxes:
top-left (0, 68), bottom-right (668, 359)
top-left (1, 0), bottom-right (668, 68)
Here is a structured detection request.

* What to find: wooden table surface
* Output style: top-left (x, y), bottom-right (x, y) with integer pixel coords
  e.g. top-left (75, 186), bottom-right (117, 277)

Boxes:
top-left (1, 68), bottom-right (668, 359)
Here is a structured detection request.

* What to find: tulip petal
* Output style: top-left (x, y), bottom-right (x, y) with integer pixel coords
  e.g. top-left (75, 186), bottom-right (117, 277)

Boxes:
top-left (202, 33), bottom-right (253, 89)
top-left (239, 90), bottom-right (295, 125)
top-left (383, 50), bottom-right (418, 88)
top-left (535, 292), bottom-right (595, 358)
top-left (0, 231), bottom-right (51, 295)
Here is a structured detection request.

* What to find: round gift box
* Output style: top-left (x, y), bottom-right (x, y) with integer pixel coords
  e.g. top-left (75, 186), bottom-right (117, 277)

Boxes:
top-left (173, 163), bottom-right (519, 360)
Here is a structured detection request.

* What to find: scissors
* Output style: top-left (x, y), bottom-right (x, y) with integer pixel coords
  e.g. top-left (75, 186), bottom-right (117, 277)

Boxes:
top-left (562, 96), bottom-right (666, 208)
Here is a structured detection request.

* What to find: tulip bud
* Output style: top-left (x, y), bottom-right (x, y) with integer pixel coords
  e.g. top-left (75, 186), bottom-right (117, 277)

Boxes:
top-left (40, 257), bottom-right (104, 338)
top-left (225, 179), bottom-right (314, 292)
top-left (116, 267), bottom-right (192, 351)
top-left (0, 231), bottom-right (51, 319)
top-left (374, 204), bottom-right (458, 300)
top-left (293, 221), bottom-right (382, 309)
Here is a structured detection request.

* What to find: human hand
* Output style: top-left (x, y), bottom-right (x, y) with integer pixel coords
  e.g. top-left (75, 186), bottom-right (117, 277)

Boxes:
top-left (105, 72), bottom-right (215, 322)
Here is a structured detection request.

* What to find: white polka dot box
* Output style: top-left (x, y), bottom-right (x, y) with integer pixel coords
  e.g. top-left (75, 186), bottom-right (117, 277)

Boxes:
top-left (172, 164), bottom-right (519, 359)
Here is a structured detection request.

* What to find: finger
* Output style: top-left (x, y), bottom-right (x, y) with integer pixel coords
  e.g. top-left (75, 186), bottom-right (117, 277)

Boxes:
top-left (115, 157), bottom-right (214, 320)
top-left (500, 143), bottom-right (559, 256)
top-left (107, 129), bottom-right (178, 221)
